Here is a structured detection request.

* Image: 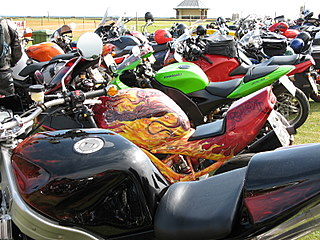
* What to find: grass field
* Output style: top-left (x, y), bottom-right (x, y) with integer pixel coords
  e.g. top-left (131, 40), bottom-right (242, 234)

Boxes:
top-left (9, 16), bottom-right (320, 240)
top-left (295, 101), bottom-right (320, 145)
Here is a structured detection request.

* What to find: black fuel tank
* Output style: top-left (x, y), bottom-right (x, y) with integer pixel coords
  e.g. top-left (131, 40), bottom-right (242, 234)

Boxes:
top-left (12, 128), bottom-right (168, 238)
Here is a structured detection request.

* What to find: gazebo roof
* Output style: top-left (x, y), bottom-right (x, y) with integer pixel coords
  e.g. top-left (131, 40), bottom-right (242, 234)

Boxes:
top-left (174, 0), bottom-right (209, 9)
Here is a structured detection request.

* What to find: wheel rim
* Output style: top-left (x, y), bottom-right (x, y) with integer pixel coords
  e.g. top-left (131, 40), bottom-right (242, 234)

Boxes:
top-left (275, 92), bottom-right (303, 125)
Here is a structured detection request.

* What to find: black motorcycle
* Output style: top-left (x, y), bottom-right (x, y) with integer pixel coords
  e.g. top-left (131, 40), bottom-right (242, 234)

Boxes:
top-left (0, 32), bottom-right (319, 240)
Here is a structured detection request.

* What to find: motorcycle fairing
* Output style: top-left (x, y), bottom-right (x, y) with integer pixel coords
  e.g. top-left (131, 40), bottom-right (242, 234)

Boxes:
top-left (152, 87), bottom-right (275, 159)
top-left (26, 42), bottom-right (65, 62)
top-left (190, 54), bottom-right (244, 82)
top-left (11, 128), bottom-right (168, 238)
top-left (93, 87), bottom-right (275, 161)
top-left (244, 143), bottom-right (320, 227)
top-left (155, 62), bottom-right (209, 94)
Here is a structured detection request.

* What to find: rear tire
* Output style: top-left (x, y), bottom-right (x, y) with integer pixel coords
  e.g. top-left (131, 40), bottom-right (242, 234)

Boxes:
top-left (275, 88), bottom-right (310, 129)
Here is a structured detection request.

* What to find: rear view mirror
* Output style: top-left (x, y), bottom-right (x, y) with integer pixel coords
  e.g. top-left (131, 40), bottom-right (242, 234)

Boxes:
top-left (77, 32), bottom-right (103, 60)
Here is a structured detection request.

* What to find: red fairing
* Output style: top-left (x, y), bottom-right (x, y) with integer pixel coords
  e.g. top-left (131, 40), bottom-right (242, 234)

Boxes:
top-left (268, 22), bottom-right (289, 33)
top-left (282, 29), bottom-right (300, 39)
top-left (151, 86), bottom-right (276, 161)
top-left (93, 87), bottom-right (275, 161)
top-left (188, 54), bottom-right (243, 82)
top-left (288, 60), bottom-right (313, 75)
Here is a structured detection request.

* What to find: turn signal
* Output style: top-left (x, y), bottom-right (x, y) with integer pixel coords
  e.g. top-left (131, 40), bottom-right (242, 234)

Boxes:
top-left (106, 85), bottom-right (118, 96)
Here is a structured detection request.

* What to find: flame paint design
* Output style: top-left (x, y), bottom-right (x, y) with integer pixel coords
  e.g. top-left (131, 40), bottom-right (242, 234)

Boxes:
top-left (94, 88), bottom-right (192, 149)
top-left (93, 87), bottom-right (275, 182)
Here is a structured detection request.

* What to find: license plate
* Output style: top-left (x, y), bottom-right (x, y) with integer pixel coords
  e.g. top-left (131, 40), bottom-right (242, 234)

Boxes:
top-left (279, 76), bottom-right (296, 96)
top-left (268, 110), bottom-right (291, 146)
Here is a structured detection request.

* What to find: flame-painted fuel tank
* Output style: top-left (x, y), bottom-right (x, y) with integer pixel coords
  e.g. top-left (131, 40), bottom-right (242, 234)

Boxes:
top-left (12, 128), bottom-right (168, 238)
top-left (155, 62), bottom-right (209, 94)
top-left (93, 88), bottom-right (192, 150)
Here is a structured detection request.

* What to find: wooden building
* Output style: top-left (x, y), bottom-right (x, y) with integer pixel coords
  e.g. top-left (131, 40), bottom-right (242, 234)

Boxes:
top-left (174, 0), bottom-right (209, 19)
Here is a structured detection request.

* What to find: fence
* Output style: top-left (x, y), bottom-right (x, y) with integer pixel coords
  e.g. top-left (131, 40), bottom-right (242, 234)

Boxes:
top-left (9, 16), bottom-right (217, 38)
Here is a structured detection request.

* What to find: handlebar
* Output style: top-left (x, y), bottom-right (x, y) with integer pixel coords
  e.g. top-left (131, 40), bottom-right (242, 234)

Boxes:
top-left (200, 54), bottom-right (213, 64)
top-left (0, 87), bottom-right (108, 132)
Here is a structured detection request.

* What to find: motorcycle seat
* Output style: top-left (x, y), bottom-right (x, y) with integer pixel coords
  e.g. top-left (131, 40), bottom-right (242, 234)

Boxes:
top-left (50, 52), bottom-right (77, 62)
top-left (19, 61), bottom-right (49, 77)
top-left (229, 62), bottom-right (252, 76)
top-left (154, 167), bottom-right (246, 240)
top-left (189, 118), bottom-right (225, 141)
top-left (259, 54), bottom-right (300, 66)
top-left (243, 65), bottom-right (278, 83)
top-left (114, 45), bottom-right (135, 57)
top-left (205, 78), bottom-right (242, 97)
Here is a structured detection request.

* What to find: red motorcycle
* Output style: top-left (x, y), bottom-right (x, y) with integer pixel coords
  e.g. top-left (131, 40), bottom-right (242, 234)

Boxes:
top-left (149, 30), bottom-right (311, 129)
top-left (30, 33), bottom-right (294, 183)
top-left (268, 21), bottom-right (300, 39)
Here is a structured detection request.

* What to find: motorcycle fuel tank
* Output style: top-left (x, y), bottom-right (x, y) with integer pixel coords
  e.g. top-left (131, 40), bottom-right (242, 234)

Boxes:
top-left (93, 88), bottom-right (193, 150)
top-left (155, 62), bottom-right (209, 94)
top-left (11, 128), bottom-right (168, 238)
top-left (26, 42), bottom-right (65, 62)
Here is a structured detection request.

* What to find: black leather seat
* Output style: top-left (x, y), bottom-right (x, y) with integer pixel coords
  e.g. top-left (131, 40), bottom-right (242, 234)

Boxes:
top-left (189, 118), bottom-right (225, 141)
top-left (243, 65), bottom-right (278, 83)
top-left (205, 78), bottom-right (242, 97)
top-left (154, 168), bottom-right (246, 240)
top-left (259, 54), bottom-right (300, 66)
top-left (19, 61), bottom-right (49, 77)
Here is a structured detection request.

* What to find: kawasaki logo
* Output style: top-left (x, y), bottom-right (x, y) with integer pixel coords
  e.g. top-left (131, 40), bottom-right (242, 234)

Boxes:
top-left (164, 73), bottom-right (183, 78)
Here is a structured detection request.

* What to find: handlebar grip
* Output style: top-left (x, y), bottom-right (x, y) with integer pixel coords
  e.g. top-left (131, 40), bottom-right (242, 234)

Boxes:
top-left (84, 87), bottom-right (108, 99)
top-left (201, 54), bottom-right (213, 64)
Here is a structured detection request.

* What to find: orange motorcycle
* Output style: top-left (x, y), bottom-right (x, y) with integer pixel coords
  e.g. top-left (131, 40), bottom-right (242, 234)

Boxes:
top-left (25, 24), bottom-right (74, 62)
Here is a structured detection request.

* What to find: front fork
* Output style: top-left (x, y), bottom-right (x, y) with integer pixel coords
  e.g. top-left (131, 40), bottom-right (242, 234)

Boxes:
top-left (0, 201), bottom-right (13, 240)
top-left (0, 153), bottom-right (13, 240)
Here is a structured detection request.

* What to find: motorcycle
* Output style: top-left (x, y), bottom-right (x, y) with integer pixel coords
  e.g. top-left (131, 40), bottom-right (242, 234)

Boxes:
top-left (11, 31), bottom-right (113, 110)
top-left (148, 28), bottom-right (311, 128)
top-left (94, 10), bottom-right (148, 58)
top-left (0, 83), bottom-right (318, 240)
top-left (268, 21), bottom-right (300, 39)
top-left (239, 26), bottom-right (320, 102)
top-left (108, 43), bottom-right (307, 130)
top-left (24, 24), bottom-right (76, 62)
top-left (31, 33), bottom-right (294, 183)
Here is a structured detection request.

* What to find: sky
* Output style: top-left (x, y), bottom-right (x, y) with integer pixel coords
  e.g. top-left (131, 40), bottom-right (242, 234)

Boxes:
top-left (2, 0), bottom-right (319, 20)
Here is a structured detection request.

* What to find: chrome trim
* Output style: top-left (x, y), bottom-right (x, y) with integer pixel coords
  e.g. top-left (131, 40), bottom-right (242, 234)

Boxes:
top-left (0, 148), bottom-right (102, 240)
top-left (255, 203), bottom-right (320, 240)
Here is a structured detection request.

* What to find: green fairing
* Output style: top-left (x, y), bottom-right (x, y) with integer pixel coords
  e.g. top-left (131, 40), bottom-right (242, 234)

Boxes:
top-left (110, 58), bottom-right (143, 89)
top-left (155, 62), bottom-right (209, 94)
top-left (227, 65), bottom-right (295, 99)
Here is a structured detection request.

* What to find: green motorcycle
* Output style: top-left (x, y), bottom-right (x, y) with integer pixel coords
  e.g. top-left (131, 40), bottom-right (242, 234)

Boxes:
top-left (109, 45), bottom-right (309, 128)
